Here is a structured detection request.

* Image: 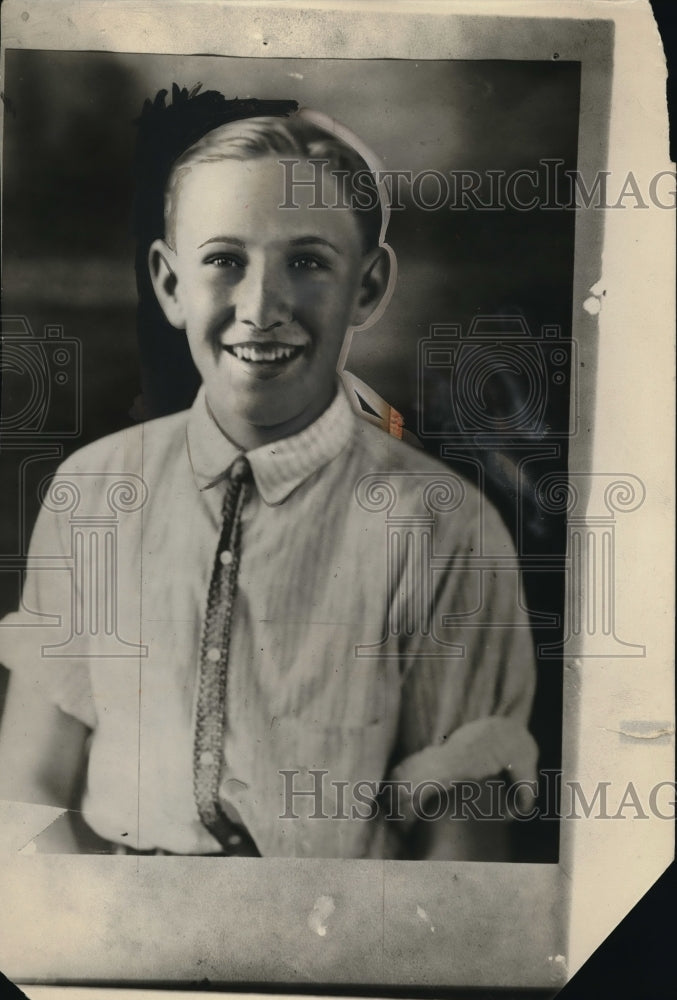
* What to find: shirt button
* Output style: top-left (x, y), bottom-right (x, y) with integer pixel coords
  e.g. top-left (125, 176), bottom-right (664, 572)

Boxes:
top-left (227, 833), bottom-right (242, 846)
top-left (219, 550), bottom-right (233, 566)
top-left (206, 647), bottom-right (221, 662)
top-left (199, 750), bottom-right (215, 766)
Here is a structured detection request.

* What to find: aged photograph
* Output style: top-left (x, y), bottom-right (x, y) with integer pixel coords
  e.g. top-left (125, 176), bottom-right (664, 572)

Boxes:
top-left (0, 48), bottom-right (579, 863)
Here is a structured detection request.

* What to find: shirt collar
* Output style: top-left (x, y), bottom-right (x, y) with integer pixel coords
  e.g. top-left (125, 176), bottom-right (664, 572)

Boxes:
top-left (186, 383), bottom-right (355, 505)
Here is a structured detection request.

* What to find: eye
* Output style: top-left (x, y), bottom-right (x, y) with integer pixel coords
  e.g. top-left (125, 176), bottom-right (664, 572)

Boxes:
top-left (289, 254), bottom-right (328, 272)
top-left (204, 253), bottom-right (246, 269)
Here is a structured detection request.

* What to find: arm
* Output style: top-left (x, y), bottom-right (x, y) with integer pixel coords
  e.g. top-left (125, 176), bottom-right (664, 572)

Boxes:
top-left (389, 498), bottom-right (538, 861)
top-left (0, 674), bottom-right (92, 852)
top-left (0, 483), bottom-right (98, 852)
top-left (387, 717), bottom-right (538, 859)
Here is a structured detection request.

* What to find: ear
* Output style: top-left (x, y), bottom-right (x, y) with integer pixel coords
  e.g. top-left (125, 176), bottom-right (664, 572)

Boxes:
top-left (148, 238), bottom-right (186, 330)
top-left (351, 245), bottom-right (392, 330)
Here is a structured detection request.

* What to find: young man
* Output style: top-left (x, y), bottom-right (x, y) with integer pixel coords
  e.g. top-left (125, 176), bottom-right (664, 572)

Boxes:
top-left (0, 101), bottom-right (537, 858)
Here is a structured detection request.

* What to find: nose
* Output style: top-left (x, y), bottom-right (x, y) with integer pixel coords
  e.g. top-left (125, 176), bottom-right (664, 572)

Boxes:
top-left (235, 259), bottom-right (292, 332)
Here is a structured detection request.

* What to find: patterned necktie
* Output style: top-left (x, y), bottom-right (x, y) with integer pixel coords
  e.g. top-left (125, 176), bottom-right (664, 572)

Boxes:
top-left (193, 454), bottom-right (252, 847)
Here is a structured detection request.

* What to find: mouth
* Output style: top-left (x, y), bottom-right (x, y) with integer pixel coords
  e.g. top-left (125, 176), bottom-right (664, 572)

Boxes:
top-left (223, 341), bottom-right (306, 366)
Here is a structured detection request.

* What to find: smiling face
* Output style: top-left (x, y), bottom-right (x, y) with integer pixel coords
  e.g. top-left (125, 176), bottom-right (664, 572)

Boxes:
top-left (149, 155), bottom-right (389, 448)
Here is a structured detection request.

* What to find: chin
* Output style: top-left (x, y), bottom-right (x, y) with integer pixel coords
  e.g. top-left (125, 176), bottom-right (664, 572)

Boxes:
top-left (251, 404), bottom-right (307, 431)
top-left (221, 392), bottom-right (299, 428)
top-left (207, 374), bottom-right (333, 439)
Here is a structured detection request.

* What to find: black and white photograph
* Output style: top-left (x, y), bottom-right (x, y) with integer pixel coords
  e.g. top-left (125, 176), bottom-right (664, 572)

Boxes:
top-left (0, 0), bottom-right (673, 994)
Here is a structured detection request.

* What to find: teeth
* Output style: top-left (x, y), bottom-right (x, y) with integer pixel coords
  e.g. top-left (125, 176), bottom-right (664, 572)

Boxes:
top-left (230, 344), bottom-right (299, 363)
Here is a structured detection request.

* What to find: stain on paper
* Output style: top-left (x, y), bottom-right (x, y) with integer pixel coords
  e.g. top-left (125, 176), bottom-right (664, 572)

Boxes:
top-left (606, 720), bottom-right (674, 744)
top-left (308, 895), bottom-right (336, 937)
top-left (583, 279), bottom-right (606, 315)
top-left (416, 904), bottom-right (436, 932)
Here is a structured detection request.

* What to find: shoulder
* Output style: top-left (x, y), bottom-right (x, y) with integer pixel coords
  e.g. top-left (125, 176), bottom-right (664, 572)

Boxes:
top-left (348, 418), bottom-right (510, 544)
top-left (57, 409), bottom-right (189, 477)
top-left (351, 417), bottom-right (448, 475)
top-left (45, 411), bottom-right (190, 518)
top-left (349, 416), bottom-right (472, 499)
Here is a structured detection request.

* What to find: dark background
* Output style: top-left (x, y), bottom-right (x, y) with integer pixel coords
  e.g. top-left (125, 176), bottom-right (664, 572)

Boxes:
top-left (0, 50), bottom-right (583, 863)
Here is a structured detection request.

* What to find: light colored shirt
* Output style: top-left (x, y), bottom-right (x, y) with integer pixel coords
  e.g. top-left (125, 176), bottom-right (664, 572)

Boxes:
top-left (0, 384), bottom-right (536, 857)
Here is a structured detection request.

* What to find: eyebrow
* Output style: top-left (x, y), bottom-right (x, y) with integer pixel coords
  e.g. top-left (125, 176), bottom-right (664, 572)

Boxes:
top-left (196, 235), bottom-right (342, 254)
top-left (289, 236), bottom-right (342, 255)
top-left (197, 236), bottom-right (246, 249)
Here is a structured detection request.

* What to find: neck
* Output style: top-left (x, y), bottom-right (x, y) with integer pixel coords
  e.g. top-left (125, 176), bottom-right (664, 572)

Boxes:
top-left (205, 391), bottom-right (337, 451)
